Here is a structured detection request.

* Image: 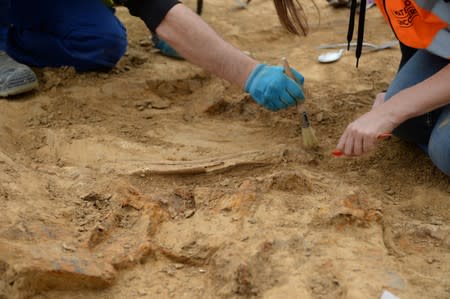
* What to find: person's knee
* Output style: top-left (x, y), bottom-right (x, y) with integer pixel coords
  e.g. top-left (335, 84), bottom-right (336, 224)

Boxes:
top-left (428, 110), bottom-right (450, 176)
top-left (78, 31), bottom-right (127, 72)
top-left (64, 23), bottom-right (127, 72)
top-left (392, 117), bottom-right (432, 144)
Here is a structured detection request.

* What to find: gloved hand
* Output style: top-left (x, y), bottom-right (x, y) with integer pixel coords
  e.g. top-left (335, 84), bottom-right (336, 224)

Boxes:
top-left (244, 64), bottom-right (305, 111)
top-left (152, 36), bottom-right (184, 60)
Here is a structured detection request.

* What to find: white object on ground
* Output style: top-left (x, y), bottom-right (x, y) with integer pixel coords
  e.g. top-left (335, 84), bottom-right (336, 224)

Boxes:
top-left (318, 49), bottom-right (344, 63)
top-left (318, 40), bottom-right (398, 51)
top-left (380, 290), bottom-right (400, 299)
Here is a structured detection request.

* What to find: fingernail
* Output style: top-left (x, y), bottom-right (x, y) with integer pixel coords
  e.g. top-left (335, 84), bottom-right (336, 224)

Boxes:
top-left (331, 149), bottom-right (344, 157)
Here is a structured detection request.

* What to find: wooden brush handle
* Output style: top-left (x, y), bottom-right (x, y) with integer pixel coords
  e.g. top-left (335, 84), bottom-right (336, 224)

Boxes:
top-left (282, 58), bottom-right (305, 114)
top-left (282, 57), bottom-right (295, 80)
top-left (283, 57), bottom-right (319, 147)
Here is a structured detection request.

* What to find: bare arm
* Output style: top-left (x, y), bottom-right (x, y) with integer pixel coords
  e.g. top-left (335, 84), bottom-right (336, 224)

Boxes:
top-left (337, 63), bottom-right (450, 156)
top-left (382, 63), bottom-right (450, 125)
top-left (155, 4), bottom-right (258, 89)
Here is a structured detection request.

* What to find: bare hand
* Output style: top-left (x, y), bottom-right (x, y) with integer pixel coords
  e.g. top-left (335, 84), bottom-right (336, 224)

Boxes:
top-left (336, 105), bottom-right (397, 156)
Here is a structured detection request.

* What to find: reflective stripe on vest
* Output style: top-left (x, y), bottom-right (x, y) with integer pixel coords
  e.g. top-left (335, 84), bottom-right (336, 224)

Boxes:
top-left (375, 0), bottom-right (450, 59)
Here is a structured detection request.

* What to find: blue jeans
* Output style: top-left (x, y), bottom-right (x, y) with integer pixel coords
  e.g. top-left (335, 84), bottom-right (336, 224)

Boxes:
top-left (0, 0), bottom-right (127, 71)
top-left (0, 0), bottom-right (9, 51)
top-left (385, 48), bottom-right (450, 176)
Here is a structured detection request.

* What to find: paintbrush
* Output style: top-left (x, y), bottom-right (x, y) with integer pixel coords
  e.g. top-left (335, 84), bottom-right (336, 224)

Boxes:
top-left (282, 58), bottom-right (319, 148)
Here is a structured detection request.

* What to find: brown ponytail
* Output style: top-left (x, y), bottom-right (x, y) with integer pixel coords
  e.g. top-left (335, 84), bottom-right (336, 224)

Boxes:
top-left (273, 0), bottom-right (310, 35)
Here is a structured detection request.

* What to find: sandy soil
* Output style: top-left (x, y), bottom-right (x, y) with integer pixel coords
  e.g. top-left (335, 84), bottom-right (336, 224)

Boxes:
top-left (1, 0), bottom-right (449, 298)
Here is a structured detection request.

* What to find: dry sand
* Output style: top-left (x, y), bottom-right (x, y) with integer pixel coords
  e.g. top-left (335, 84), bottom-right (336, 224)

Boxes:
top-left (0, 0), bottom-right (449, 298)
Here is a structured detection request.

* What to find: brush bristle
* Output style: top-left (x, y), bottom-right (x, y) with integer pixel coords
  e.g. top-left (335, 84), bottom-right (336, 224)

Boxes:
top-left (301, 127), bottom-right (319, 148)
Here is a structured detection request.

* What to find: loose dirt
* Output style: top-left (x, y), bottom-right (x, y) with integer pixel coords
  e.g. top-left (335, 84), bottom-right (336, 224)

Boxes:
top-left (0, 0), bottom-right (449, 298)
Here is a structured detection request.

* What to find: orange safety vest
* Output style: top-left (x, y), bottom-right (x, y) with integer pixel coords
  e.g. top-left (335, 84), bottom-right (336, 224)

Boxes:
top-left (375, 0), bottom-right (450, 59)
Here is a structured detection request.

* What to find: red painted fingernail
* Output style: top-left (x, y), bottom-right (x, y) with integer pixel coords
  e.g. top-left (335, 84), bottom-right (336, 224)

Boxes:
top-left (377, 133), bottom-right (392, 140)
top-left (331, 149), bottom-right (344, 157)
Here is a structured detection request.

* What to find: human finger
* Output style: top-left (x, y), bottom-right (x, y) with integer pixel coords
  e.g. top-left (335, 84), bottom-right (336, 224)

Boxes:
top-left (290, 67), bottom-right (305, 86)
top-left (285, 79), bottom-right (305, 104)
top-left (273, 96), bottom-right (290, 110)
top-left (336, 130), bottom-right (348, 153)
top-left (343, 134), bottom-right (355, 156)
top-left (353, 134), bottom-right (364, 156)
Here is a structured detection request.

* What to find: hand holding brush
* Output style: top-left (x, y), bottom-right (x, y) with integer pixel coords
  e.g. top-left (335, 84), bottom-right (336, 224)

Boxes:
top-left (282, 58), bottom-right (319, 148)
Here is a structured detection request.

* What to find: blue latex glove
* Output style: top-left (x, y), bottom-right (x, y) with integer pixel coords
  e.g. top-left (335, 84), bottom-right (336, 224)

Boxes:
top-left (152, 36), bottom-right (184, 60)
top-left (244, 64), bottom-right (305, 111)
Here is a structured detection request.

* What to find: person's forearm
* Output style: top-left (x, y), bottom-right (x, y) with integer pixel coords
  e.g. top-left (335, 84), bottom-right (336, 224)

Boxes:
top-left (381, 63), bottom-right (450, 125)
top-left (155, 4), bottom-right (258, 89)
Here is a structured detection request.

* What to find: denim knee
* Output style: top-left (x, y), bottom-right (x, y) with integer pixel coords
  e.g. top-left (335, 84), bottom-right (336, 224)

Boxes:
top-left (6, 0), bottom-right (128, 72)
top-left (385, 50), bottom-right (449, 145)
top-left (391, 109), bottom-right (442, 144)
top-left (428, 106), bottom-right (450, 176)
top-left (0, 0), bottom-right (10, 51)
top-left (63, 23), bottom-right (127, 72)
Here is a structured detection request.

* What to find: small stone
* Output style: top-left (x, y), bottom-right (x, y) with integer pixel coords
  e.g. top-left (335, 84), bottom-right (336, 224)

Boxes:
top-left (138, 289), bottom-right (148, 296)
top-left (81, 192), bottom-right (111, 202)
top-left (174, 263), bottom-right (184, 269)
top-left (142, 111), bottom-right (153, 119)
top-left (135, 100), bottom-right (151, 111)
top-left (184, 209), bottom-right (195, 218)
top-left (430, 218), bottom-right (444, 225)
top-left (151, 97), bottom-right (171, 109)
top-left (62, 243), bottom-right (76, 252)
top-left (219, 179), bottom-right (230, 187)
top-left (316, 112), bottom-right (324, 122)
top-left (385, 188), bottom-right (395, 196)
top-left (429, 228), bottom-right (446, 240)
top-left (426, 258), bottom-right (435, 264)
top-left (248, 219), bottom-right (257, 224)
top-left (139, 40), bottom-right (152, 47)
top-left (199, 269), bottom-right (206, 273)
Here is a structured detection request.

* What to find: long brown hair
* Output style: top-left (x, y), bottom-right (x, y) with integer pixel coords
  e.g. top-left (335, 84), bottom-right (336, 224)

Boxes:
top-left (273, 0), bottom-right (311, 35)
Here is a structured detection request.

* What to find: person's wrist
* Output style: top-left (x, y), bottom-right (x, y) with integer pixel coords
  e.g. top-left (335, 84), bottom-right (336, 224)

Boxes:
top-left (244, 60), bottom-right (259, 79)
top-left (371, 92), bottom-right (386, 110)
top-left (244, 63), bottom-right (265, 92)
top-left (378, 98), bottom-right (408, 127)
